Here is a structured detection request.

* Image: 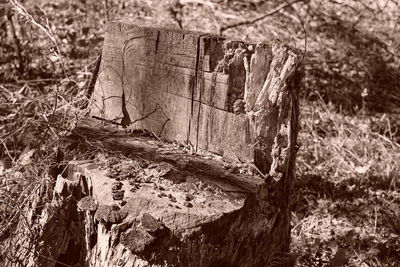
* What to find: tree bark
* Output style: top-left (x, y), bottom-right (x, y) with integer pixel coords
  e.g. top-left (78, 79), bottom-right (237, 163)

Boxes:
top-left (1, 22), bottom-right (300, 267)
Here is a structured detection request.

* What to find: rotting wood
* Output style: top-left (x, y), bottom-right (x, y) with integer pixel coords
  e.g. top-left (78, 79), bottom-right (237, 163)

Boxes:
top-left (90, 21), bottom-right (299, 175)
top-left (1, 22), bottom-right (301, 267)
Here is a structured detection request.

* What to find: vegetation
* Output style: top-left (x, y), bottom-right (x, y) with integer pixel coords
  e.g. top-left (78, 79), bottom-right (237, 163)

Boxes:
top-left (1, 0), bottom-right (399, 266)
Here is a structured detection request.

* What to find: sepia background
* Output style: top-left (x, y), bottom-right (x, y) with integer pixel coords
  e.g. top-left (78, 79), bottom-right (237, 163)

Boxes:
top-left (1, 0), bottom-right (399, 266)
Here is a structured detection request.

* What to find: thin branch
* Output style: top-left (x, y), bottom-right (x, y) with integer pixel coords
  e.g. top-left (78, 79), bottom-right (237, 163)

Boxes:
top-left (84, 53), bottom-right (102, 108)
top-left (220, 0), bottom-right (305, 34)
top-left (9, 0), bottom-right (70, 80)
top-left (0, 182), bottom-right (41, 239)
top-left (7, 13), bottom-right (24, 76)
top-left (9, 0), bottom-right (57, 44)
top-left (37, 254), bottom-right (73, 267)
top-left (1, 140), bottom-right (16, 166)
top-left (91, 115), bottom-right (122, 126)
top-left (286, 0), bottom-right (307, 66)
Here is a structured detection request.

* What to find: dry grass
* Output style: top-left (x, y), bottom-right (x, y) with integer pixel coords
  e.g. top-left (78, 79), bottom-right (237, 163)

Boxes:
top-left (292, 97), bottom-right (400, 266)
top-left (299, 96), bottom-right (399, 187)
top-left (1, 0), bottom-right (400, 266)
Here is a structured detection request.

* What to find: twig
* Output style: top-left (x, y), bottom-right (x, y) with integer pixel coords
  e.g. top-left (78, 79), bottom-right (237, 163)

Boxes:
top-left (7, 13), bottom-right (24, 75)
top-left (168, 0), bottom-right (184, 29)
top-left (9, 0), bottom-right (70, 81)
top-left (250, 163), bottom-right (268, 180)
top-left (50, 62), bottom-right (59, 114)
top-left (130, 104), bottom-right (162, 125)
top-left (0, 182), bottom-right (41, 239)
top-left (37, 254), bottom-right (73, 267)
top-left (41, 114), bottom-right (60, 140)
top-left (220, 0), bottom-right (305, 34)
top-left (285, 0), bottom-right (307, 66)
top-left (9, 0), bottom-right (57, 44)
top-left (1, 141), bottom-right (16, 166)
top-left (10, 78), bottom-right (62, 84)
top-left (84, 53), bottom-right (102, 108)
top-left (91, 115), bottom-right (122, 126)
top-left (0, 119), bottom-right (32, 140)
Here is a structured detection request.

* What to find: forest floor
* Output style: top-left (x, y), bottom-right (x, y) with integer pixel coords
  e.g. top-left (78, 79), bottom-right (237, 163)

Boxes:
top-left (1, 0), bottom-right (399, 266)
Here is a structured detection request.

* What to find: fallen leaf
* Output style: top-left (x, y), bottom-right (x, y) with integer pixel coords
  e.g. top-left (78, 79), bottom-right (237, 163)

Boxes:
top-left (18, 148), bottom-right (36, 165)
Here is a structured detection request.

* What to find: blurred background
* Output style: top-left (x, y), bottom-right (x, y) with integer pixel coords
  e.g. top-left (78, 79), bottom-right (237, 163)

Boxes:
top-left (1, 0), bottom-right (399, 266)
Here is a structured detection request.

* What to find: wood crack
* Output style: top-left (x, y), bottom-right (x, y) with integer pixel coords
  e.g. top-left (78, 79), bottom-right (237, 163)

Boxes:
top-left (195, 35), bottom-right (207, 151)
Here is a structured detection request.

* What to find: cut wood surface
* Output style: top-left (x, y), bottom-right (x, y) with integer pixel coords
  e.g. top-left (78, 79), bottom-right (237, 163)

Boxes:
top-left (2, 22), bottom-right (300, 267)
top-left (90, 21), bottom-right (299, 174)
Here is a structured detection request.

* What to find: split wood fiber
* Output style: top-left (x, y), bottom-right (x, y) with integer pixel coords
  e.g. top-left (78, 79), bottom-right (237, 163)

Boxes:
top-left (1, 22), bottom-right (300, 267)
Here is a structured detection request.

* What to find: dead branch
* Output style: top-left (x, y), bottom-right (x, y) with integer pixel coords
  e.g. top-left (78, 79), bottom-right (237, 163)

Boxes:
top-left (219, 0), bottom-right (305, 34)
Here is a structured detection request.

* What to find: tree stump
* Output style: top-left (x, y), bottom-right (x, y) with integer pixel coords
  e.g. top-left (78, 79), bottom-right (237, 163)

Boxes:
top-left (1, 22), bottom-right (300, 267)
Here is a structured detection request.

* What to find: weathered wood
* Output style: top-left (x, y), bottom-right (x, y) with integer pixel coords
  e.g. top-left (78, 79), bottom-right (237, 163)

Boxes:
top-left (2, 22), bottom-right (300, 267)
top-left (90, 21), bottom-right (299, 173)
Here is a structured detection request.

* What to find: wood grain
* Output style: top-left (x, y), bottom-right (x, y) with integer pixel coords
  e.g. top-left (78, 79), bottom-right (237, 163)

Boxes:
top-left (2, 23), bottom-right (301, 267)
top-left (90, 21), bottom-right (299, 171)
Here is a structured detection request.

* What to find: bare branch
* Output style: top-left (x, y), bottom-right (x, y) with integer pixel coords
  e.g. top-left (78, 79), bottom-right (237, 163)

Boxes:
top-left (285, 1), bottom-right (307, 66)
top-left (220, 0), bottom-right (305, 34)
